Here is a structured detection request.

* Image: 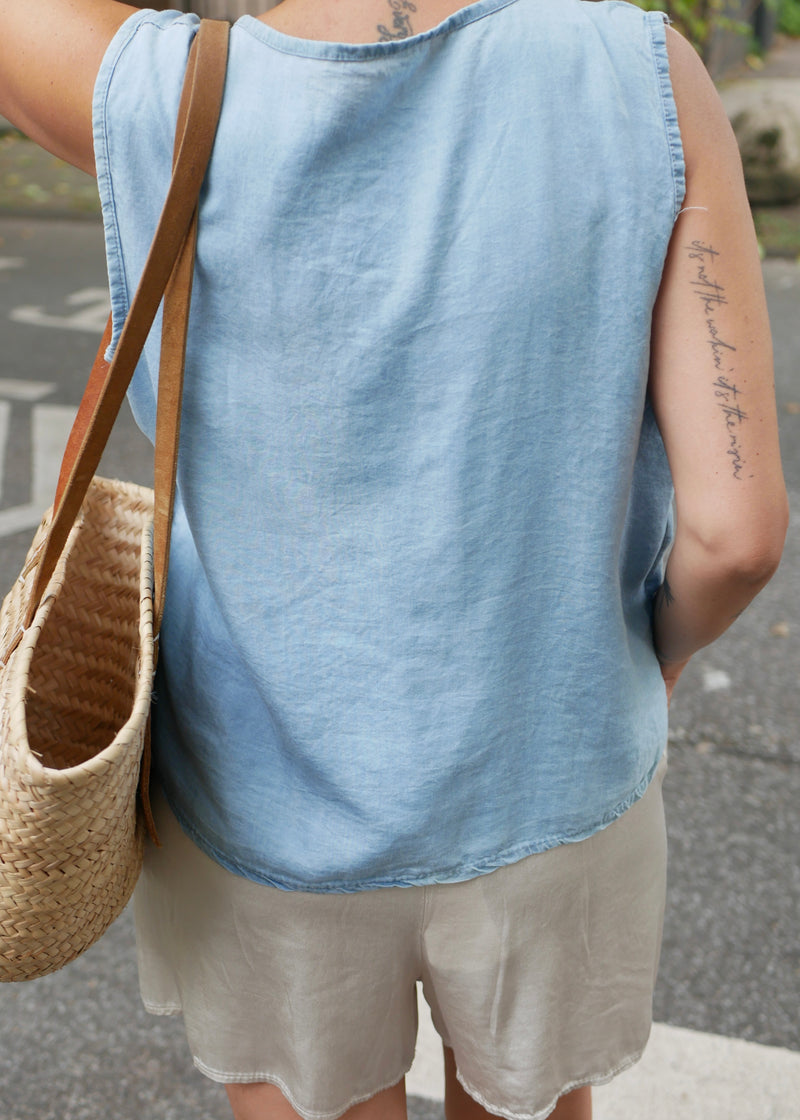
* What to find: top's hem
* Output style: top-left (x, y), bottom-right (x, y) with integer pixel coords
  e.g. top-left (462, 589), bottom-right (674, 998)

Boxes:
top-left (161, 745), bottom-right (667, 894)
top-left (236, 0), bottom-right (519, 61)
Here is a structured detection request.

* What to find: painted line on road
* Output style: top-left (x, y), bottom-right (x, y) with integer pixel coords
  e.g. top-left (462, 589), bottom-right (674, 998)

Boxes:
top-left (0, 378), bottom-right (56, 402)
top-left (0, 403), bottom-right (76, 539)
top-left (31, 404), bottom-right (75, 509)
top-left (407, 988), bottom-right (800, 1119)
top-left (0, 503), bottom-right (46, 539)
top-left (10, 287), bottom-right (110, 333)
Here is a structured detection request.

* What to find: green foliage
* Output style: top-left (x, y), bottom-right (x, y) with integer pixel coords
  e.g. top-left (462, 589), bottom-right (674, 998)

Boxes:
top-left (632, 0), bottom-right (751, 59)
top-left (779, 0), bottom-right (800, 35)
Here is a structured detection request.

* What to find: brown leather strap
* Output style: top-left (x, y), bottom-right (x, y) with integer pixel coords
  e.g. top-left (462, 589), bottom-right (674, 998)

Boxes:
top-left (151, 20), bottom-right (215, 635)
top-left (24, 19), bottom-right (229, 631)
top-left (152, 211), bottom-right (199, 632)
top-left (54, 319), bottom-right (113, 510)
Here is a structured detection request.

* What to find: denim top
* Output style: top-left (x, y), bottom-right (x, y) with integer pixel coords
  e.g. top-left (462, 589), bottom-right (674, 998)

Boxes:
top-left (93, 0), bottom-right (684, 890)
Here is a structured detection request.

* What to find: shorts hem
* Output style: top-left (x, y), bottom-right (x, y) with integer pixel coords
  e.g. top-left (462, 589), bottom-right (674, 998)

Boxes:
top-left (456, 1041), bottom-right (649, 1120)
top-left (142, 1000), bottom-right (182, 1017)
top-left (192, 1057), bottom-right (411, 1120)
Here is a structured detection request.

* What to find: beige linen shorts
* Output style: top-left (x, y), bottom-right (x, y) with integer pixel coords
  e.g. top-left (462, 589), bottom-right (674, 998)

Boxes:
top-left (134, 753), bottom-right (667, 1120)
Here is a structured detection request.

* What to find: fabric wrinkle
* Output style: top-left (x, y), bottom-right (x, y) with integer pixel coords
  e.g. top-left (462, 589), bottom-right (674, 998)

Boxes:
top-left (93, 0), bottom-right (679, 891)
top-left (488, 894), bottom-right (511, 1041)
top-left (136, 742), bottom-right (667, 1115)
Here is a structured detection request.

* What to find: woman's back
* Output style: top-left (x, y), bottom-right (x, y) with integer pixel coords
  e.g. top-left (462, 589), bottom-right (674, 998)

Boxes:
top-left (93, 0), bottom-right (681, 889)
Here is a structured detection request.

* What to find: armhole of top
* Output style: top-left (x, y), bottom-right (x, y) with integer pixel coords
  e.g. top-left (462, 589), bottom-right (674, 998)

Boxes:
top-left (92, 11), bottom-right (150, 361)
top-left (92, 10), bottom-right (200, 361)
top-left (646, 11), bottom-right (687, 221)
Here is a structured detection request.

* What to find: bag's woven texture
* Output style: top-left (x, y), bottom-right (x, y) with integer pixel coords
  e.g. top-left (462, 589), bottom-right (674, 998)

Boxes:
top-left (0, 477), bottom-right (154, 981)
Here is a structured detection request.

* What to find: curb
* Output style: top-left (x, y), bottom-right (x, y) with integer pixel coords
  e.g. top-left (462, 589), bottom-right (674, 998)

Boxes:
top-left (408, 990), bottom-right (800, 1119)
top-left (0, 207), bottom-right (102, 222)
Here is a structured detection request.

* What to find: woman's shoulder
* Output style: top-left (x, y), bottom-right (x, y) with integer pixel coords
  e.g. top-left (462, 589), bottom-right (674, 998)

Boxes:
top-left (0, 1), bottom-right (142, 175)
top-left (663, 25), bottom-right (739, 179)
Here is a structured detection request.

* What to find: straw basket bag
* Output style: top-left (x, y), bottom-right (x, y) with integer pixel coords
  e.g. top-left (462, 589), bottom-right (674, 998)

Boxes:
top-left (0, 20), bottom-right (229, 983)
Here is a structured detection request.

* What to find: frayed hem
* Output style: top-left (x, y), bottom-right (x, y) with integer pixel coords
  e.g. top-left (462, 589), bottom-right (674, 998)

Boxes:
top-left (141, 1001), bottom-right (182, 1017)
top-left (456, 1045), bottom-right (648, 1120)
top-left (192, 1058), bottom-right (411, 1120)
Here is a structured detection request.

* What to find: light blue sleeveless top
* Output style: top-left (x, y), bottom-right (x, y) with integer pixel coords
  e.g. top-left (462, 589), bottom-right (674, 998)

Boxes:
top-left (93, 0), bottom-right (684, 891)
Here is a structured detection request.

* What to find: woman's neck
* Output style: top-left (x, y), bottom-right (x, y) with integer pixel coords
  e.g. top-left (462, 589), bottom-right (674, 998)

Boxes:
top-left (256, 0), bottom-right (472, 44)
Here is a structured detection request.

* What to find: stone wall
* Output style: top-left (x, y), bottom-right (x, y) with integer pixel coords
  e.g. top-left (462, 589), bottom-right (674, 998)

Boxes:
top-left (721, 80), bottom-right (800, 205)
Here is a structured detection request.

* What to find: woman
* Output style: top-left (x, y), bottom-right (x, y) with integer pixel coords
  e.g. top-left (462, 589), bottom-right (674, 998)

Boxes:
top-left (0, 2), bottom-right (788, 1119)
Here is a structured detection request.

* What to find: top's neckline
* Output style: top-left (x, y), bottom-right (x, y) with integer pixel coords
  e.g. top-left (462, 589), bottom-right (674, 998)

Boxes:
top-left (236, 0), bottom-right (520, 61)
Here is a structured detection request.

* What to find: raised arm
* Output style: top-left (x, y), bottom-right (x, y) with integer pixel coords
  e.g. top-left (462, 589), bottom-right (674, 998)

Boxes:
top-left (0, 0), bottom-right (138, 176)
top-left (650, 28), bottom-right (789, 700)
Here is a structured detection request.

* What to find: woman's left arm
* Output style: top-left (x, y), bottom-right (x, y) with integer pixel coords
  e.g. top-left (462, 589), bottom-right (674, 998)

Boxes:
top-left (0, 0), bottom-right (138, 176)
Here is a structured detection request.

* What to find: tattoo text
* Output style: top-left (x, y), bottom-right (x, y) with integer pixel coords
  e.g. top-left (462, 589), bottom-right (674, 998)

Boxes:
top-left (687, 240), bottom-right (750, 480)
top-left (377, 0), bottom-right (417, 40)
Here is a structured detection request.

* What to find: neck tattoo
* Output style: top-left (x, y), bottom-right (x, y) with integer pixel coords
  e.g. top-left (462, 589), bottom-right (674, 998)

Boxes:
top-left (377, 0), bottom-right (418, 40)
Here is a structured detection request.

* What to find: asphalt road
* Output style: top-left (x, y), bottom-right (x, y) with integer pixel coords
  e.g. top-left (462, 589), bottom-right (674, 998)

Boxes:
top-left (0, 216), bottom-right (798, 1120)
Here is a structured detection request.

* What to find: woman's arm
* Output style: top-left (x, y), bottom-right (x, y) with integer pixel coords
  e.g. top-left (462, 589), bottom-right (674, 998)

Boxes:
top-left (0, 0), bottom-right (138, 175)
top-left (650, 28), bottom-right (789, 701)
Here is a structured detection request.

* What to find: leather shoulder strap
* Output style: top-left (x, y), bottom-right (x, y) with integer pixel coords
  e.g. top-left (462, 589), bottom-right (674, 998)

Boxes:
top-left (22, 19), bottom-right (229, 630)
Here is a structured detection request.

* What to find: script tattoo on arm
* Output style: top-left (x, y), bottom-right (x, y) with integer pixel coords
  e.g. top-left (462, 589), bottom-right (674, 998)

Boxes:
top-left (686, 240), bottom-right (751, 481)
top-left (378, 0), bottom-right (417, 40)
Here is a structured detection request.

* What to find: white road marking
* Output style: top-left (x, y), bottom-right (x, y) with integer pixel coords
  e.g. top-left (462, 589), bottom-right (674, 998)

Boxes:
top-left (703, 668), bottom-right (733, 692)
top-left (408, 989), bottom-right (800, 1118)
top-left (0, 378), bottom-right (56, 402)
top-left (10, 287), bottom-right (110, 333)
top-left (31, 404), bottom-right (76, 508)
top-left (0, 257), bottom-right (25, 272)
top-left (0, 503), bottom-right (46, 539)
top-left (0, 402), bottom-right (76, 540)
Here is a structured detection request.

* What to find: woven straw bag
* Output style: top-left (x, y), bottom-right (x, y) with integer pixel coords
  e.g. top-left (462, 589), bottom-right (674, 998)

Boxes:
top-left (0, 21), bottom-right (229, 982)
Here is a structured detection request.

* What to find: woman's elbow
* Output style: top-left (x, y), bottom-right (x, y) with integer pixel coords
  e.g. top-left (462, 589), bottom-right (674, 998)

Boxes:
top-left (717, 501), bottom-right (787, 589)
top-left (730, 532), bottom-right (786, 591)
top-left (681, 489), bottom-right (789, 589)
top-left (749, 493), bottom-right (789, 584)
